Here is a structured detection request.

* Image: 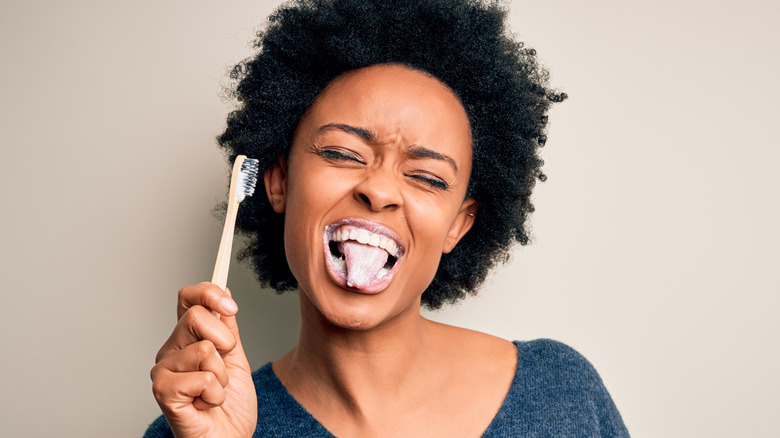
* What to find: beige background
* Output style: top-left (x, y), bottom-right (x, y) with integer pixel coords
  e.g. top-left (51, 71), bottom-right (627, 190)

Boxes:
top-left (1, 0), bottom-right (777, 436)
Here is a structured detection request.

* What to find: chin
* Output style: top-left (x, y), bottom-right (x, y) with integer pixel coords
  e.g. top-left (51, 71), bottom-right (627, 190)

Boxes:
top-left (305, 283), bottom-right (421, 332)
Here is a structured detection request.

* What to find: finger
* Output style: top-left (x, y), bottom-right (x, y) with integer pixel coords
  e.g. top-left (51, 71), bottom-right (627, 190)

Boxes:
top-left (200, 298), bottom-right (253, 374)
top-left (152, 340), bottom-right (229, 387)
top-left (156, 306), bottom-right (237, 362)
top-left (213, 314), bottom-right (250, 369)
top-left (201, 286), bottom-right (245, 358)
top-left (192, 394), bottom-right (221, 410)
top-left (152, 369), bottom-right (226, 411)
top-left (177, 282), bottom-right (238, 321)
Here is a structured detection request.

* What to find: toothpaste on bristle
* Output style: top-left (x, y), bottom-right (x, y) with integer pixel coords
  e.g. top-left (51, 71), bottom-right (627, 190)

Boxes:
top-left (236, 158), bottom-right (259, 202)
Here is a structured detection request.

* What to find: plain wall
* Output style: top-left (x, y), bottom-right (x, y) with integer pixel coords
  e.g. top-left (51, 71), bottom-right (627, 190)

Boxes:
top-left (1, 0), bottom-right (777, 436)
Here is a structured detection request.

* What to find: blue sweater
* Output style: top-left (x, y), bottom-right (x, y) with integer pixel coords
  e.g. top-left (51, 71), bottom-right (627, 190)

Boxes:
top-left (145, 339), bottom-right (629, 437)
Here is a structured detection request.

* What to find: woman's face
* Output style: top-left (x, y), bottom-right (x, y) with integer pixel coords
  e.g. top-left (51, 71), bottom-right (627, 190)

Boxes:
top-left (266, 64), bottom-right (475, 330)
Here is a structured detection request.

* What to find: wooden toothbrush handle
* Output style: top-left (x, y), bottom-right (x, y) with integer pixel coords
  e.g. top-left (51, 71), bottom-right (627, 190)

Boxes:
top-left (211, 195), bottom-right (239, 291)
top-left (211, 155), bottom-right (247, 293)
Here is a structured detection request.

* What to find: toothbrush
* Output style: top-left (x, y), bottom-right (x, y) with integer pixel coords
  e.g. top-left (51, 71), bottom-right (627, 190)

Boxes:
top-left (211, 155), bottom-right (260, 295)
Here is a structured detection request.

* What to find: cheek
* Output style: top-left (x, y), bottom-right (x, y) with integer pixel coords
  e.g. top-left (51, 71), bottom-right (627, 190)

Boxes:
top-left (287, 156), bottom-right (349, 205)
top-left (282, 165), bottom-right (355, 271)
top-left (405, 195), bottom-right (460, 248)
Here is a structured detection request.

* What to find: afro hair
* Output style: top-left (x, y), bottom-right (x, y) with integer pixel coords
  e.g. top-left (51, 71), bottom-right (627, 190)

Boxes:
top-left (218, 0), bottom-right (566, 309)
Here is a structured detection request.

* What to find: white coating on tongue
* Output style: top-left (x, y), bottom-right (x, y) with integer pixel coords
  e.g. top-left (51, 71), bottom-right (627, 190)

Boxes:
top-left (338, 241), bottom-right (389, 289)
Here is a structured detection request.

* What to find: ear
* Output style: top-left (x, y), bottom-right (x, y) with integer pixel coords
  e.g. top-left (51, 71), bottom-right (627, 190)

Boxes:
top-left (264, 156), bottom-right (288, 213)
top-left (443, 198), bottom-right (477, 254)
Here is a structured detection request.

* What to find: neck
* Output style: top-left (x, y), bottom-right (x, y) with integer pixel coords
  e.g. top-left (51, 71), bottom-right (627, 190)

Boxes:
top-left (277, 290), bottom-right (440, 417)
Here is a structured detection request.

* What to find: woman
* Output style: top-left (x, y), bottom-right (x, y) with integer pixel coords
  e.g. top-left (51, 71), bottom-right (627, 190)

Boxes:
top-left (147, 0), bottom-right (628, 436)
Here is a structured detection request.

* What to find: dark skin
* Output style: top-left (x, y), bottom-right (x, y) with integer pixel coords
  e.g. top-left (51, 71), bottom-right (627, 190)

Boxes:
top-left (151, 65), bottom-right (517, 438)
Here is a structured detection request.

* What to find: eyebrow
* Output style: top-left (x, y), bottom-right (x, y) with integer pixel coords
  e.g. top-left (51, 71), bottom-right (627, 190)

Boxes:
top-left (319, 123), bottom-right (374, 141)
top-left (317, 123), bottom-right (459, 173)
top-left (408, 145), bottom-right (458, 173)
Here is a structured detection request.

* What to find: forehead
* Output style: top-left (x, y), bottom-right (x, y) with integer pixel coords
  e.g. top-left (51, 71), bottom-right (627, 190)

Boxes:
top-left (299, 65), bottom-right (472, 154)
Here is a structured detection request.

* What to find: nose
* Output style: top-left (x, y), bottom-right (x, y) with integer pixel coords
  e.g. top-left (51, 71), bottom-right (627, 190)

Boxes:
top-left (353, 170), bottom-right (402, 212)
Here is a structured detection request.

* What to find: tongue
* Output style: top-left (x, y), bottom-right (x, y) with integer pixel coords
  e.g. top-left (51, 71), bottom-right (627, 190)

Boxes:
top-left (338, 241), bottom-right (389, 289)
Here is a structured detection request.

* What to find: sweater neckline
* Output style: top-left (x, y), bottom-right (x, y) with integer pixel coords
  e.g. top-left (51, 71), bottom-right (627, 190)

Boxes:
top-left (257, 340), bottom-right (524, 437)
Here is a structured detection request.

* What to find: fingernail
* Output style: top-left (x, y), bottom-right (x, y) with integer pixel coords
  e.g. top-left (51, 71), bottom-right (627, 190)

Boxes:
top-left (220, 297), bottom-right (237, 313)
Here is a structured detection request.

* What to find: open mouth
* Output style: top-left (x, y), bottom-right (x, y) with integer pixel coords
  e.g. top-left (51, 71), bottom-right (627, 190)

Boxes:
top-left (323, 219), bottom-right (405, 294)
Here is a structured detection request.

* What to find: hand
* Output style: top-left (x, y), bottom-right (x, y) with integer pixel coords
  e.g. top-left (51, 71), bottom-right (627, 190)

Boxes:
top-left (151, 282), bottom-right (257, 438)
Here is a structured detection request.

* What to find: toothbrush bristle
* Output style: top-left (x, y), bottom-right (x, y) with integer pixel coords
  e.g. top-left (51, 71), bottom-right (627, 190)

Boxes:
top-left (236, 158), bottom-right (260, 202)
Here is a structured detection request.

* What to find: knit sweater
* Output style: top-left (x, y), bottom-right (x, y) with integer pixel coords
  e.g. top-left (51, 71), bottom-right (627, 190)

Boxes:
top-left (144, 339), bottom-right (629, 437)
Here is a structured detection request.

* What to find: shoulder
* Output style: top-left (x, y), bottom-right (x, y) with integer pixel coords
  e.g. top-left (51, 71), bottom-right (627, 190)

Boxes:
top-left (514, 338), bottom-right (602, 382)
top-left (511, 339), bottom-right (619, 410)
top-left (483, 339), bottom-right (630, 437)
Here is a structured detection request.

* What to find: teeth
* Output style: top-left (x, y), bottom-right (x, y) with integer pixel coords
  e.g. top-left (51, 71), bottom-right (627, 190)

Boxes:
top-left (381, 238), bottom-right (397, 256)
top-left (329, 225), bottom-right (401, 257)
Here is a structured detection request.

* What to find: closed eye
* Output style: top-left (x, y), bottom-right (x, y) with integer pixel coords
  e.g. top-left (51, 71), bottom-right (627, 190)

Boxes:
top-left (316, 147), bottom-right (364, 164)
top-left (408, 173), bottom-right (449, 190)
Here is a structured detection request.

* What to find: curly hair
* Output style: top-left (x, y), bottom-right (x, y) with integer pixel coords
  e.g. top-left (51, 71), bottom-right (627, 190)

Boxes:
top-left (218, 0), bottom-right (566, 309)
